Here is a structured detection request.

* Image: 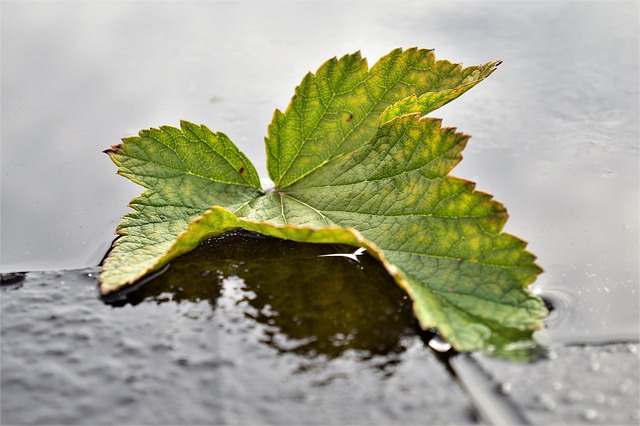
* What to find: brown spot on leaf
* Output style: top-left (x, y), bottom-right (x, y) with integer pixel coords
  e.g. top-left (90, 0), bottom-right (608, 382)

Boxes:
top-left (346, 113), bottom-right (354, 123)
top-left (238, 167), bottom-right (246, 175)
top-left (103, 144), bottom-right (122, 155)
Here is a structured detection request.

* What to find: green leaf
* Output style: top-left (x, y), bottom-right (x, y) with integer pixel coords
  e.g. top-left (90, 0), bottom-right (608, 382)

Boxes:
top-left (266, 48), bottom-right (499, 188)
top-left (100, 48), bottom-right (546, 357)
top-left (100, 121), bottom-right (262, 294)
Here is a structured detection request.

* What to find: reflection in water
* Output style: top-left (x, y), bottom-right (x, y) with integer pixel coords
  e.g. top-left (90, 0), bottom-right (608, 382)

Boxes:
top-left (106, 230), bottom-right (427, 360)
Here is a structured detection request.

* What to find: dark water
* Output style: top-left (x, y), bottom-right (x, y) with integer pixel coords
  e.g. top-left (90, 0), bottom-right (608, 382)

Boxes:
top-left (1, 235), bottom-right (479, 425)
top-left (107, 231), bottom-right (421, 359)
top-left (3, 232), bottom-right (638, 424)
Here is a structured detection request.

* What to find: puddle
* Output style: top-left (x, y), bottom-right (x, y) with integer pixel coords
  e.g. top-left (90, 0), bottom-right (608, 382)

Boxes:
top-left (1, 259), bottom-right (475, 425)
top-left (108, 230), bottom-right (424, 361)
top-left (3, 231), bottom-right (638, 424)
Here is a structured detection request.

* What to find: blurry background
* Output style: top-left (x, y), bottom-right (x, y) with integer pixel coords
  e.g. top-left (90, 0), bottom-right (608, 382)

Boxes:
top-left (2, 0), bottom-right (638, 345)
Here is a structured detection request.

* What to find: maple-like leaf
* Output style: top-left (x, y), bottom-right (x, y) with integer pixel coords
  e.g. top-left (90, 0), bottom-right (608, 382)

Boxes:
top-left (101, 48), bottom-right (547, 358)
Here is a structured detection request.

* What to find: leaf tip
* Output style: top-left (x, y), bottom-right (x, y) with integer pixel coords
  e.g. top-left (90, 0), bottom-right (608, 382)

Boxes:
top-left (103, 144), bottom-right (121, 156)
top-left (179, 119), bottom-right (201, 131)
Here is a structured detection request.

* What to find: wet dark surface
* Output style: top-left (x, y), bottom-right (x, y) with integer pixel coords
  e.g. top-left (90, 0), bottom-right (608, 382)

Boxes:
top-left (473, 344), bottom-right (640, 425)
top-left (2, 232), bottom-right (639, 425)
top-left (1, 235), bottom-right (477, 425)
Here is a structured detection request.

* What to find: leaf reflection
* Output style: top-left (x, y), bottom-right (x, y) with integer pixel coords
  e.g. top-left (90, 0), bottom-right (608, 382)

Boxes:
top-left (105, 230), bottom-right (424, 359)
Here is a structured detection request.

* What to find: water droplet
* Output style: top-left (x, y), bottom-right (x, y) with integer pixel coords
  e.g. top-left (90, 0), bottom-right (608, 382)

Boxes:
top-left (582, 409), bottom-right (598, 421)
top-left (428, 336), bottom-right (451, 352)
top-left (499, 382), bottom-right (512, 395)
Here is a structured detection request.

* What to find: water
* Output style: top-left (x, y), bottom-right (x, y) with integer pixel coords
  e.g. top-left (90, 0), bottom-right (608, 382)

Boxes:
top-left (474, 343), bottom-right (640, 425)
top-left (3, 236), bottom-right (637, 424)
top-left (1, 253), bottom-right (477, 425)
top-left (1, 0), bottom-right (638, 368)
top-left (107, 230), bottom-right (421, 360)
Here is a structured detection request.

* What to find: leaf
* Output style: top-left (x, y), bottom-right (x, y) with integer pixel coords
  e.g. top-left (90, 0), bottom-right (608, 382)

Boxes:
top-left (100, 122), bottom-right (262, 293)
top-left (266, 48), bottom-right (499, 187)
top-left (100, 48), bottom-right (547, 358)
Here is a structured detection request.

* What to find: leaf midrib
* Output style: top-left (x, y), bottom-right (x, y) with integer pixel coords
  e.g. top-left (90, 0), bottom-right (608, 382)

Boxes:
top-left (121, 150), bottom-right (258, 188)
top-left (139, 131), bottom-right (259, 188)
top-left (276, 61), bottom-right (353, 187)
